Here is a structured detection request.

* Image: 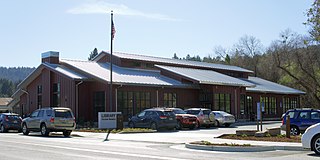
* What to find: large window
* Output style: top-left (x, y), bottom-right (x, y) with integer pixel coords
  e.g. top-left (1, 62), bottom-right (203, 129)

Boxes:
top-left (52, 83), bottom-right (60, 107)
top-left (117, 91), bottom-right (151, 121)
top-left (214, 93), bottom-right (231, 113)
top-left (282, 97), bottom-right (299, 113)
top-left (164, 93), bottom-right (177, 107)
top-left (37, 85), bottom-right (42, 108)
top-left (260, 96), bottom-right (276, 115)
top-left (93, 91), bottom-right (105, 121)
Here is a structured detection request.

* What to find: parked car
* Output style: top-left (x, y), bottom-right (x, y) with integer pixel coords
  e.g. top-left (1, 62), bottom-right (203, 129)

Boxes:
top-left (22, 107), bottom-right (76, 137)
top-left (0, 113), bottom-right (22, 133)
top-left (212, 111), bottom-right (235, 127)
top-left (128, 108), bottom-right (177, 130)
top-left (281, 108), bottom-right (320, 135)
top-left (184, 108), bottom-right (215, 128)
top-left (302, 123), bottom-right (320, 155)
top-left (166, 108), bottom-right (198, 129)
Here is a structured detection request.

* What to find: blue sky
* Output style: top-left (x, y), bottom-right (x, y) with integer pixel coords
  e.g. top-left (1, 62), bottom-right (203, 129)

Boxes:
top-left (0, 0), bottom-right (313, 67)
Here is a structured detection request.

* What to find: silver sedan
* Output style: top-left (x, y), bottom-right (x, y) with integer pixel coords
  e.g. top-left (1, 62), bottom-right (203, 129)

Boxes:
top-left (212, 111), bottom-right (235, 127)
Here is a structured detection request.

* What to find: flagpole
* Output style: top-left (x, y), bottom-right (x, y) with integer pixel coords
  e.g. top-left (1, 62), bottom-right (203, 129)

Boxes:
top-left (109, 11), bottom-right (113, 112)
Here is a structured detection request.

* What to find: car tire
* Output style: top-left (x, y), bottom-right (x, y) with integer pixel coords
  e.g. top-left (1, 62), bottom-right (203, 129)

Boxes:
top-left (290, 126), bottom-right (300, 135)
top-left (225, 124), bottom-right (231, 127)
top-left (195, 121), bottom-right (200, 129)
top-left (22, 123), bottom-right (29, 135)
top-left (150, 122), bottom-right (158, 131)
top-left (63, 131), bottom-right (72, 137)
top-left (128, 121), bottom-right (135, 128)
top-left (40, 124), bottom-right (49, 137)
top-left (214, 120), bottom-right (220, 127)
top-left (312, 134), bottom-right (320, 155)
top-left (176, 121), bottom-right (182, 130)
top-left (0, 124), bottom-right (7, 133)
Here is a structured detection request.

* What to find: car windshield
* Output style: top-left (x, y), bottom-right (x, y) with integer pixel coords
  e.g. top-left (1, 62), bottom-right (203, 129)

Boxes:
top-left (54, 110), bottom-right (73, 118)
top-left (186, 110), bottom-right (200, 115)
top-left (172, 109), bottom-right (186, 114)
top-left (216, 111), bottom-right (230, 116)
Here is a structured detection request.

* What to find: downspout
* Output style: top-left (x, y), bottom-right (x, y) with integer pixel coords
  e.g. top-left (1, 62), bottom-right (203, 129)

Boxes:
top-left (156, 90), bottom-right (159, 107)
top-left (75, 81), bottom-right (83, 122)
top-left (21, 89), bottom-right (29, 115)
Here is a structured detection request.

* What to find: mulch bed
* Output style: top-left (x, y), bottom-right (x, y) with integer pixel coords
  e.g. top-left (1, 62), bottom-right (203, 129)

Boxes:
top-left (220, 134), bottom-right (301, 143)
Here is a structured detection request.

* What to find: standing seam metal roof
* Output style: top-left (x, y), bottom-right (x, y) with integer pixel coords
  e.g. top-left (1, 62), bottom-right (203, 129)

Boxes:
top-left (243, 77), bottom-right (305, 94)
top-left (61, 59), bottom-right (191, 87)
top-left (155, 65), bottom-right (255, 87)
top-left (100, 51), bottom-right (253, 73)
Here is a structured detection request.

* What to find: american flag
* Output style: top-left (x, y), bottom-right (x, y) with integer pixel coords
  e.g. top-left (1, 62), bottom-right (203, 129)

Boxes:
top-left (111, 20), bottom-right (116, 40)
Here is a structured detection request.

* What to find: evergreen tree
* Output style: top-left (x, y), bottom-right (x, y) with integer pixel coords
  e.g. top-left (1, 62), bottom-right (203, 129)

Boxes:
top-left (88, 48), bottom-right (98, 60)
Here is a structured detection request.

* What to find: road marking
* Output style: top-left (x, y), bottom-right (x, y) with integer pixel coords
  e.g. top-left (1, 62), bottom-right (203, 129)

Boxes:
top-left (0, 139), bottom-right (191, 160)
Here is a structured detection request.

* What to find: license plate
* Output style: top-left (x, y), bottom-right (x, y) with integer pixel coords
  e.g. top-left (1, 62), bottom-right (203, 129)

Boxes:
top-left (169, 118), bottom-right (173, 120)
top-left (13, 121), bottom-right (17, 123)
top-left (192, 121), bottom-right (195, 124)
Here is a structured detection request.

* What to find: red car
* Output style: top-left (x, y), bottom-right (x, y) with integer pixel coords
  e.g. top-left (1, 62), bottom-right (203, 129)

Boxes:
top-left (167, 108), bottom-right (198, 129)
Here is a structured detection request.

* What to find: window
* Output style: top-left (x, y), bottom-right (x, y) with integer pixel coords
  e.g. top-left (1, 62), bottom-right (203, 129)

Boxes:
top-left (283, 97), bottom-right (299, 113)
top-left (214, 93), bottom-right (231, 113)
top-left (30, 110), bottom-right (39, 118)
top-left (52, 83), bottom-right (60, 107)
top-left (117, 91), bottom-right (151, 121)
top-left (260, 96), bottom-right (276, 114)
top-left (240, 95), bottom-right (246, 115)
top-left (311, 111), bottom-right (320, 120)
top-left (163, 93), bottom-right (177, 107)
top-left (37, 85), bottom-right (42, 108)
top-left (299, 111), bottom-right (310, 119)
top-left (38, 110), bottom-right (44, 117)
top-left (93, 91), bottom-right (105, 121)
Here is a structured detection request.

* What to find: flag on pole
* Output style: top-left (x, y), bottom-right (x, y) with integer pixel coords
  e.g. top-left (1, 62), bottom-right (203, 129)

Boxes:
top-left (111, 20), bottom-right (116, 40)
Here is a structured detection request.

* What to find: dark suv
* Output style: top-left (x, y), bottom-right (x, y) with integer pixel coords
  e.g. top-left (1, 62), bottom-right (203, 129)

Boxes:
top-left (128, 108), bottom-right (177, 130)
top-left (281, 108), bottom-right (320, 135)
top-left (22, 107), bottom-right (76, 137)
top-left (0, 113), bottom-right (22, 133)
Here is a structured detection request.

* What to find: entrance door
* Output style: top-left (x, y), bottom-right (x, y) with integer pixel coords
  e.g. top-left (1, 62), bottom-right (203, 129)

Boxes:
top-left (93, 91), bottom-right (105, 122)
top-left (246, 96), bottom-right (254, 121)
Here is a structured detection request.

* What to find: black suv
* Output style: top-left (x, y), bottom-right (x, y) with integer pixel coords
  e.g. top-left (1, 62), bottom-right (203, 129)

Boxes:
top-left (281, 108), bottom-right (320, 135)
top-left (128, 108), bottom-right (177, 130)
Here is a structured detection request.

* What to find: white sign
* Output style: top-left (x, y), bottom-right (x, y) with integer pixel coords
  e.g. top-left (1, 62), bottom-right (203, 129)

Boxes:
top-left (98, 112), bottom-right (121, 129)
top-left (257, 102), bottom-right (261, 120)
top-left (261, 102), bottom-right (265, 112)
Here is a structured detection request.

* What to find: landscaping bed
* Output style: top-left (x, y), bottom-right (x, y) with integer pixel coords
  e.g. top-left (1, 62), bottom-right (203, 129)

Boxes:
top-left (190, 140), bottom-right (251, 147)
top-left (75, 128), bottom-right (155, 134)
top-left (219, 134), bottom-right (301, 143)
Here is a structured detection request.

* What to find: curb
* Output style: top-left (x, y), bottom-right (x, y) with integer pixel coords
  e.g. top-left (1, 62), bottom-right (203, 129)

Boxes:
top-left (185, 143), bottom-right (306, 152)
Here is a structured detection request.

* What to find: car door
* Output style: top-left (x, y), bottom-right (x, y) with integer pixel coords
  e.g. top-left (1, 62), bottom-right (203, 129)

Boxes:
top-left (134, 111), bottom-right (146, 128)
top-left (28, 110), bottom-right (40, 129)
top-left (298, 111), bottom-right (311, 131)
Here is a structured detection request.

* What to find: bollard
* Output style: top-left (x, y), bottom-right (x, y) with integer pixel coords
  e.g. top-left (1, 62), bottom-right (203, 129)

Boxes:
top-left (286, 115), bottom-right (290, 138)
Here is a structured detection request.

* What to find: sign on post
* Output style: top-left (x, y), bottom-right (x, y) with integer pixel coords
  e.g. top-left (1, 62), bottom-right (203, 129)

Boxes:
top-left (98, 112), bottom-right (121, 129)
top-left (257, 102), bottom-right (261, 120)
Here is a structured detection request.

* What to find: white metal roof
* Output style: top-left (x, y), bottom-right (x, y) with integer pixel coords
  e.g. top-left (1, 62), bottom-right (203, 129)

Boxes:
top-left (155, 65), bottom-right (255, 87)
top-left (244, 77), bottom-right (305, 94)
top-left (98, 51), bottom-right (253, 73)
top-left (43, 63), bottom-right (88, 80)
top-left (61, 59), bottom-right (191, 87)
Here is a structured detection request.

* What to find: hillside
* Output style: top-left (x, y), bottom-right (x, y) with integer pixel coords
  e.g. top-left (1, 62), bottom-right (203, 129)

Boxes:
top-left (0, 67), bottom-right (35, 83)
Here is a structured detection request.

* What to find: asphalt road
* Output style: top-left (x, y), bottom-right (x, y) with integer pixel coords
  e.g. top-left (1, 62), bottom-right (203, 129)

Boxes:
top-left (0, 122), bottom-right (319, 160)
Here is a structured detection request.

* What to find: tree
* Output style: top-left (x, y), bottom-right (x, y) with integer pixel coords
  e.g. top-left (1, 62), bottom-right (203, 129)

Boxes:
top-left (304, 0), bottom-right (320, 43)
top-left (270, 29), bottom-right (320, 107)
top-left (225, 54), bottom-right (231, 64)
top-left (172, 53), bottom-right (179, 59)
top-left (88, 48), bottom-right (98, 60)
top-left (233, 35), bottom-right (264, 76)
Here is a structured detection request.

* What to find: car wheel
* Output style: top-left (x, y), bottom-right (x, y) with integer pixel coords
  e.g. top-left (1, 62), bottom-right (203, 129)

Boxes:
top-left (290, 126), bottom-right (300, 135)
top-left (214, 120), bottom-right (220, 127)
top-left (22, 123), bottom-right (29, 135)
top-left (0, 124), bottom-right (7, 133)
top-left (150, 122), bottom-right (158, 130)
top-left (63, 131), bottom-right (72, 137)
top-left (40, 124), bottom-right (49, 137)
top-left (312, 134), bottom-right (320, 155)
top-left (195, 121), bottom-right (200, 129)
top-left (225, 124), bottom-right (231, 127)
top-left (176, 121), bottom-right (182, 130)
top-left (128, 121), bottom-right (135, 128)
